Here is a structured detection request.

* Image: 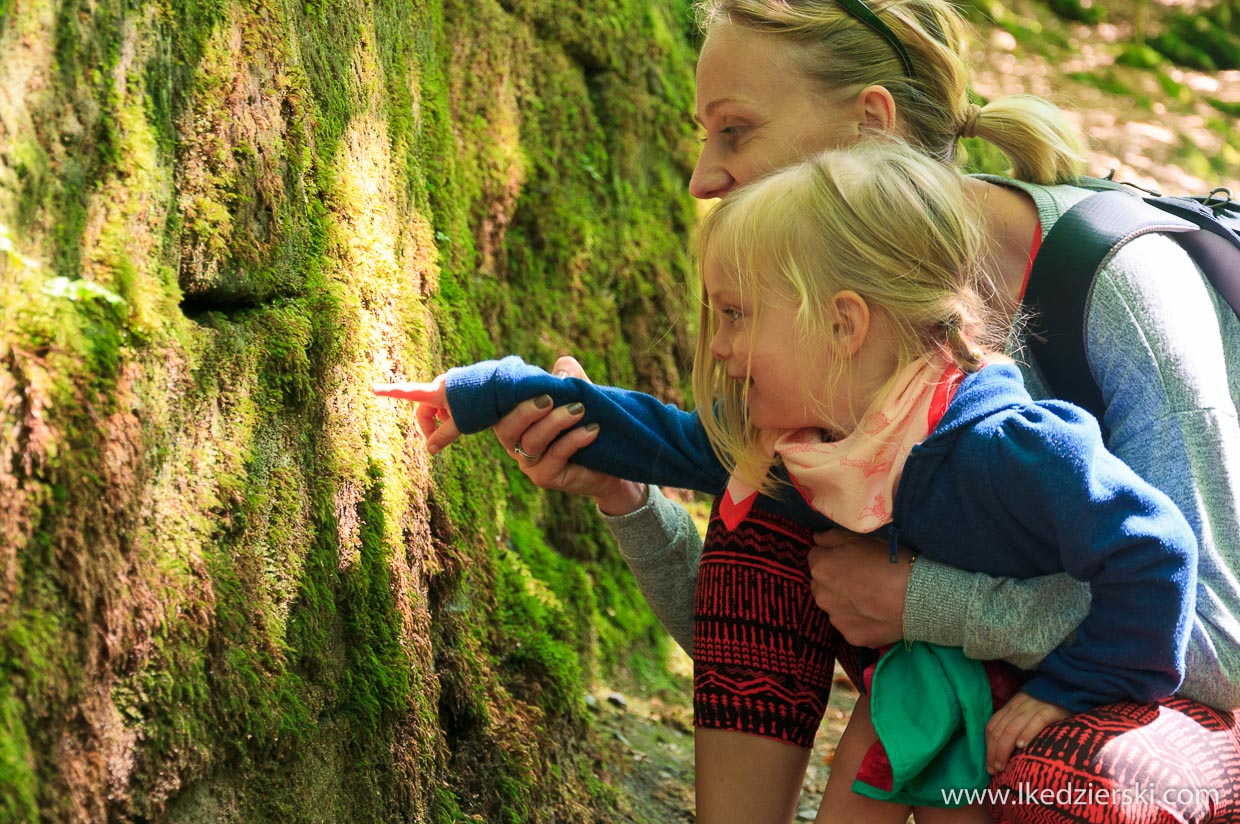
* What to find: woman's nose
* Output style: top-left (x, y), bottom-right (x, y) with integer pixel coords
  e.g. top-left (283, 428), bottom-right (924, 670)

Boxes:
top-left (690, 145), bottom-right (735, 200)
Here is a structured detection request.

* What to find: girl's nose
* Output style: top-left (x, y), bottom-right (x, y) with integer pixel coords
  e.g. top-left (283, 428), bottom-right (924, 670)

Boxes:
top-left (690, 145), bottom-right (735, 200)
top-left (710, 328), bottom-right (730, 362)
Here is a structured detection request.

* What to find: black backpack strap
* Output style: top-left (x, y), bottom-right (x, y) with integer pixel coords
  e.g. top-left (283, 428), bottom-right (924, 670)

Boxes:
top-left (1145, 195), bottom-right (1240, 316)
top-left (1024, 190), bottom-right (1198, 424)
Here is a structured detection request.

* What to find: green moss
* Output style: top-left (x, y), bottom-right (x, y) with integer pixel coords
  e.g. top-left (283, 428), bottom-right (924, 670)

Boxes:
top-left (338, 464), bottom-right (412, 733)
top-left (494, 518), bottom-right (587, 718)
top-left (1209, 97), bottom-right (1240, 119)
top-left (1115, 43), bottom-right (1166, 71)
top-left (3, 0), bottom-right (705, 820)
top-left (142, 0), bottom-right (231, 158)
top-left (1045, 0), bottom-right (1105, 25)
top-left (251, 301), bottom-right (315, 406)
top-left (8, 137), bottom-right (49, 233)
top-left (0, 682), bottom-right (38, 824)
top-left (1066, 71), bottom-right (1153, 110)
top-left (1150, 11), bottom-right (1240, 71)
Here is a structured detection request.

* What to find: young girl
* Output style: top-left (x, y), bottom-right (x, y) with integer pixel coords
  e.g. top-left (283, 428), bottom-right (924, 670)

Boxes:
top-left (375, 139), bottom-right (1197, 823)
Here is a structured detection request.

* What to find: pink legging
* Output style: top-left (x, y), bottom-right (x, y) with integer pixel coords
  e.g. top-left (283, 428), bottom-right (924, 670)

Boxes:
top-left (991, 697), bottom-right (1240, 823)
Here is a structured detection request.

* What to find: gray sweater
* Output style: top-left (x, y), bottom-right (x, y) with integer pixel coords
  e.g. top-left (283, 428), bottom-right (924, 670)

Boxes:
top-left (604, 178), bottom-right (1240, 710)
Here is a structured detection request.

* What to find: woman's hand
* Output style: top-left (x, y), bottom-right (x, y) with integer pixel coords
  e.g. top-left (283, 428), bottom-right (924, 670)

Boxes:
top-left (372, 374), bottom-right (462, 454)
top-left (986, 691), bottom-right (1070, 775)
top-left (494, 356), bottom-right (648, 515)
top-left (807, 528), bottom-right (909, 648)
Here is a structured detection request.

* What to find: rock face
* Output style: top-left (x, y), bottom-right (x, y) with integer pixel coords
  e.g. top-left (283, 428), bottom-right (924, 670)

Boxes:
top-left (0, 1), bottom-right (699, 820)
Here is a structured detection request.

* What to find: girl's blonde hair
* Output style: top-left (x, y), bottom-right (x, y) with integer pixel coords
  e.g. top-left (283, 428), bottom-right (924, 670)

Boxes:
top-left (696, 0), bottom-right (1087, 184)
top-left (693, 138), bottom-right (1003, 488)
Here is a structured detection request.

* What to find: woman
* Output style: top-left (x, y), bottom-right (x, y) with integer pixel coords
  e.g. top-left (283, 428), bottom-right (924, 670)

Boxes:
top-left (480, 1), bottom-right (1240, 821)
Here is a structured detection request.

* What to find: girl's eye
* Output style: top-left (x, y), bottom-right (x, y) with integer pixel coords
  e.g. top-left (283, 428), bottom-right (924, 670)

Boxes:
top-left (722, 307), bottom-right (743, 324)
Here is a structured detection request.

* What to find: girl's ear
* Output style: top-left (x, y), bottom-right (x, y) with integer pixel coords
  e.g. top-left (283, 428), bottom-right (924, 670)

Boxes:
top-left (855, 85), bottom-right (897, 135)
top-left (831, 290), bottom-right (871, 356)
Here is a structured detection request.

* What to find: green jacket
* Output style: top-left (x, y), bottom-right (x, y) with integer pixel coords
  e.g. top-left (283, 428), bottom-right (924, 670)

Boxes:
top-left (853, 643), bottom-right (993, 807)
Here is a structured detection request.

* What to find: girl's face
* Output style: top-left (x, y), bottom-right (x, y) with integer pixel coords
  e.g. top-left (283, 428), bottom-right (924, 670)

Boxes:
top-left (692, 20), bottom-right (858, 201)
top-left (704, 258), bottom-right (838, 432)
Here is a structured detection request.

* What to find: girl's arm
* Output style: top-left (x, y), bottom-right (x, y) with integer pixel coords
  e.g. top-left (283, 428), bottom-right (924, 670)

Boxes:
top-left (986, 405), bottom-right (1198, 713)
top-left (1085, 235), bottom-right (1240, 709)
top-left (376, 358), bottom-right (713, 654)
top-left (446, 356), bottom-right (730, 494)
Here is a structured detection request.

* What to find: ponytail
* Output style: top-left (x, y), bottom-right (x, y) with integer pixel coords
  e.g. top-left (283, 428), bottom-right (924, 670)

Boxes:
top-left (961, 95), bottom-right (1087, 185)
top-left (935, 292), bottom-right (990, 375)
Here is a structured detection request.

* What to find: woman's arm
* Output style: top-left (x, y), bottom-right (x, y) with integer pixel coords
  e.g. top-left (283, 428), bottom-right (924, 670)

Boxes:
top-left (808, 533), bottom-right (1090, 668)
top-left (903, 560), bottom-right (1089, 670)
top-left (599, 485), bottom-right (702, 654)
top-left (1085, 235), bottom-right (1240, 709)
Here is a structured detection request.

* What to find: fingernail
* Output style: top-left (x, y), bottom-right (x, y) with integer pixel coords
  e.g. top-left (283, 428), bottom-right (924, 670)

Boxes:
top-left (1016, 740), bottom-right (1026, 748)
top-left (535, 395), bottom-right (552, 409)
top-left (428, 444), bottom-right (440, 455)
top-left (584, 423), bottom-right (600, 434)
top-left (554, 370), bottom-right (570, 378)
top-left (567, 402), bottom-right (584, 415)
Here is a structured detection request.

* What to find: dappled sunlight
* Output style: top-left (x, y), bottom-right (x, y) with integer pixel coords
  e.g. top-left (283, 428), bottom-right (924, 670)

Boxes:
top-left (969, 0), bottom-right (1239, 193)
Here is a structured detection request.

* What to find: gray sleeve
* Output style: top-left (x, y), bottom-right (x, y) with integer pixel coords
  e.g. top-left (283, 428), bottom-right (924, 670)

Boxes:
top-left (904, 558), bottom-right (1090, 670)
top-left (907, 232), bottom-right (1240, 704)
top-left (599, 485), bottom-right (701, 656)
top-left (1084, 236), bottom-right (1240, 709)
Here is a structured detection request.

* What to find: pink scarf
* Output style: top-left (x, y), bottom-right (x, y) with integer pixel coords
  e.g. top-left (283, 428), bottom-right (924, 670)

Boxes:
top-left (719, 355), bottom-right (963, 532)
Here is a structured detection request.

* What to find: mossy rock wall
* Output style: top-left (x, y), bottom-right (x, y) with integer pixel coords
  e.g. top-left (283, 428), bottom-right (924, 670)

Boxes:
top-left (0, 0), bottom-right (699, 820)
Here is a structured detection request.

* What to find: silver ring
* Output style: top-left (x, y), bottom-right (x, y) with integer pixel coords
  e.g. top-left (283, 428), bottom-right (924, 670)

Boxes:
top-left (513, 441), bottom-right (540, 462)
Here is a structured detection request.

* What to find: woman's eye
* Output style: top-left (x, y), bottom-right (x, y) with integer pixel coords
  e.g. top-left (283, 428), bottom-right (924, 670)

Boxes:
top-left (720, 125), bottom-right (746, 141)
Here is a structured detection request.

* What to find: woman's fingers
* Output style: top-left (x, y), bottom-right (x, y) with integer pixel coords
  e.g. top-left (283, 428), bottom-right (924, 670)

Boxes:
top-left (526, 422), bottom-right (600, 484)
top-left (511, 402), bottom-right (586, 461)
top-left (812, 526), bottom-right (859, 549)
top-left (550, 355), bottom-right (590, 382)
top-left (492, 394), bottom-right (555, 449)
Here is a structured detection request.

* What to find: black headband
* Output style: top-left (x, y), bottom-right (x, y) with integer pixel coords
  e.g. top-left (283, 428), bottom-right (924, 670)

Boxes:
top-left (836, 0), bottom-right (918, 79)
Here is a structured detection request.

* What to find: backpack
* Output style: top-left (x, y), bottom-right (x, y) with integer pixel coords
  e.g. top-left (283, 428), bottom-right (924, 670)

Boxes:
top-left (1023, 176), bottom-right (1240, 431)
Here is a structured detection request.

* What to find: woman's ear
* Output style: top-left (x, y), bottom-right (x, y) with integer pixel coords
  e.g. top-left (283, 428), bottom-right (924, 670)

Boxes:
top-left (831, 290), bottom-right (871, 356)
top-left (856, 85), bottom-right (898, 135)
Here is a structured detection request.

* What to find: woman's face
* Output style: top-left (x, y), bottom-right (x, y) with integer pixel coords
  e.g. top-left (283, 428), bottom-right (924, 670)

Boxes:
top-left (691, 20), bottom-right (859, 200)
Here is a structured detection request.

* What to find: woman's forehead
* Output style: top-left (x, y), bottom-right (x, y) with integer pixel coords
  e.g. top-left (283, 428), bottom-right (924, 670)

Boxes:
top-left (696, 22), bottom-right (810, 112)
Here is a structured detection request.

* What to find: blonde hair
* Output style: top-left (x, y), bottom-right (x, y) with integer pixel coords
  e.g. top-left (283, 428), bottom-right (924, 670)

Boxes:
top-left (693, 138), bottom-right (1003, 488)
top-left (696, 0), bottom-right (1087, 184)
